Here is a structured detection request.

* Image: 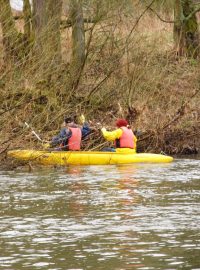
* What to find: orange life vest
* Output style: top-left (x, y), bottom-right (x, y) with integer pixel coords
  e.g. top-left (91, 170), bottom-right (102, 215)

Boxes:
top-left (68, 127), bottom-right (82, 150)
top-left (115, 126), bottom-right (134, 149)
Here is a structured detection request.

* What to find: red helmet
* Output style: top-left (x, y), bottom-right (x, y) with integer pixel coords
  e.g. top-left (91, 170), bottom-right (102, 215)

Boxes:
top-left (116, 119), bottom-right (128, 127)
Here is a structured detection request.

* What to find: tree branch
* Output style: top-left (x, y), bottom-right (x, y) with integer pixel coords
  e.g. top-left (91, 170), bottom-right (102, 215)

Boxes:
top-left (14, 14), bottom-right (98, 29)
top-left (149, 4), bottom-right (200, 24)
top-left (149, 8), bottom-right (175, 23)
top-left (125, 0), bottom-right (157, 43)
top-left (185, 5), bottom-right (200, 21)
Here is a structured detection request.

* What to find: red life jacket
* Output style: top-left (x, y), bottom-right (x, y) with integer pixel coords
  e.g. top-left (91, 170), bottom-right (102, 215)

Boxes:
top-left (115, 126), bottom-right (134, 149)
top-left (68, 127), bottom-right (82, 150)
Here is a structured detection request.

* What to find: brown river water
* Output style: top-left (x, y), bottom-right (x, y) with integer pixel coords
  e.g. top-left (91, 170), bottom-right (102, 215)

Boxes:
top-left (0, 157), bottom-right (200, 270)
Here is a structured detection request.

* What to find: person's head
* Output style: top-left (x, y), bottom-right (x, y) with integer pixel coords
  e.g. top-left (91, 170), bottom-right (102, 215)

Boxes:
top-left (64, 117), bottom-right (74, 125)
top-left (63, 115), bottom-right (78, 127)
top-left (116, 118), bottom-right (128, 128)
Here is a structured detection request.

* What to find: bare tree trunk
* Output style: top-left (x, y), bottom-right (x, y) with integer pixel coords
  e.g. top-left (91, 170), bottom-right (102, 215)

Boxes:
top-left (46, 0), bottom-right (62, 63)
top-left (174, 0), bottom-right (184, 56)
top-left (174, 0), bottom-right (199, 58)
top-left (23, 0), bottom-right (33, 42)
top-left (32, 0), bottom-right (62, 68)
top-left (0, 0), bottom-right (22, 62)
top-left (70, 0), bottom-right (85, 68)
top-left (32, 0), bottom-right (47, 56)
top-left (32, 0), bottom-right (46, 34)
top-left (66, 0), bottom-right (85, 94)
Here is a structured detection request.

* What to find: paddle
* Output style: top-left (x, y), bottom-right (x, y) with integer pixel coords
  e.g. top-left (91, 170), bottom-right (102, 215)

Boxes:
top-left (24, 116), bottom-right (101, 150)
top-left (24, 122), bottom-right (48, 144)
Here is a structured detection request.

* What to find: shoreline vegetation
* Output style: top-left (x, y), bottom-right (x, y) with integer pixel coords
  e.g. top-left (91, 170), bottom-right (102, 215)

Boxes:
top-left (0, 1), bottom-right (199, 169)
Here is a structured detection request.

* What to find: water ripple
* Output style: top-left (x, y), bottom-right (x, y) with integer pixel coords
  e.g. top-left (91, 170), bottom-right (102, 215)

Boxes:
top-left (0, 158), bottom-right (200, 269)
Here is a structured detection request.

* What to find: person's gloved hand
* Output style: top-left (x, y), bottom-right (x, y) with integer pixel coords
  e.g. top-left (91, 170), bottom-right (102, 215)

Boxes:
top-left (79, 114), bottom-right (85, 124)
top-left (101, 127), bottom-right (106, 133)
top-left (43, 143), bottom-right (50, 149)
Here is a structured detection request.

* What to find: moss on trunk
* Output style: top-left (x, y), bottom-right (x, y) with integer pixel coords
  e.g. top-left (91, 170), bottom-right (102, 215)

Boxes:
top-left (174, 0), bottom-right (199, 58)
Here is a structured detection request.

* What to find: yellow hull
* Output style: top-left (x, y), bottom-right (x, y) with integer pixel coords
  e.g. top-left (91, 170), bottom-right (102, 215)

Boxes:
top-left (8, 150), bottom-right (173, 165)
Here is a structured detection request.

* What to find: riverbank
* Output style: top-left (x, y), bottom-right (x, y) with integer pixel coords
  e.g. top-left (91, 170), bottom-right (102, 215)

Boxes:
top-left (0, 10), bottom-right (199, 170)
top-left (0, 53), bottom-right (199, 170)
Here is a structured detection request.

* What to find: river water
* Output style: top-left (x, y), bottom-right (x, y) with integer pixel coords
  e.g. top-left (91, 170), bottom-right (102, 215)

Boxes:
top-left (0, 158), bottom-right (199, 270)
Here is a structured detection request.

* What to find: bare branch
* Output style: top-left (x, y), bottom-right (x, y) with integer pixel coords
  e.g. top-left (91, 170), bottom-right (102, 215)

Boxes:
top-left (126, 0), bottom-right (157, 43)
top-left (149, 8), bottom-right (175, 23)
top-left (185, 5), bottom-right (200, 21)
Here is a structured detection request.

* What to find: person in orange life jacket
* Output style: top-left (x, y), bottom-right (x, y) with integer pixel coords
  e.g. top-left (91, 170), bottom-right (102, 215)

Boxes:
top-left (50, 115), bottom-right (90, 151)
top-left (101, 119), bottom-right (137, 153)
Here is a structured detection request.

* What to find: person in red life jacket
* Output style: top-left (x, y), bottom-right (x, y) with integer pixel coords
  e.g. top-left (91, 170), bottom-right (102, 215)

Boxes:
top-left (101, 119), bottom-right (137, 153)
top-left (50, 115), bottom-right (90, 151)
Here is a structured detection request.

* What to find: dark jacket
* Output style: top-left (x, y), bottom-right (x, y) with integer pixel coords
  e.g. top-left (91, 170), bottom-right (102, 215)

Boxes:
top-left (51, 122), bottom-right (90, 150)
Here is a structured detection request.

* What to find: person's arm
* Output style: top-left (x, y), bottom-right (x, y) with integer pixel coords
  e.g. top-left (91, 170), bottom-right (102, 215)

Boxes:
top-left (101, 128), bottom-right (123, 141)
top-left (51, 128), bottom-right (72, 147)
top-left (81, 122), bottom-right (90, 138)
top-left (78, 115), bottom-right (90, 138)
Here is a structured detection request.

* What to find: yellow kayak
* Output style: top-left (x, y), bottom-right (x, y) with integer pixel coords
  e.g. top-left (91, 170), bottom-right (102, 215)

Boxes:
top-left (7, 150), bottom-right (173, 165)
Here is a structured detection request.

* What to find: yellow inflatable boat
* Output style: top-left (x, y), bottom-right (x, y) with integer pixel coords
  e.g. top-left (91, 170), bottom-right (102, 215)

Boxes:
top-left (8, 150), bottom-right (173, 165)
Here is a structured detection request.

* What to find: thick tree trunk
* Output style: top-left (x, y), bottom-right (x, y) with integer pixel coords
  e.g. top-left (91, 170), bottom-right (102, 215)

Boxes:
top-left (32, 0), bottom-right (47, 56)
top-left (0, 0), bottom-right (22, 62)
top-left (0, 0), bottom-right (32, 64)
top-left (174, 0), bottom-right (199, 58)
top-left (174, 0), bottom-right (184, 56)
top-left (32, 0), bottom-right (62, 68)
top-left (46, 0), bottom-right (62, 63)
top-left (70, 0), bottom-right (85, 67)
top-left (23, 0), bottom-right (33, 42)
top-left (66, 0), bottom-right (85, 93)
top-left (32, 0), bottom-right (47, 34)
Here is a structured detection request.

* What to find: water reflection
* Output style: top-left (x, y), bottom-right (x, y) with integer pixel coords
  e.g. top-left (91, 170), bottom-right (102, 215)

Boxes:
top-left (0, 159), bottom-right (200, 269)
